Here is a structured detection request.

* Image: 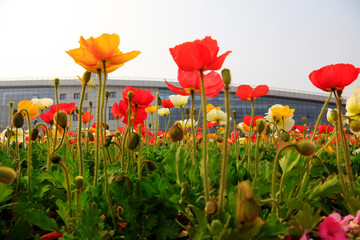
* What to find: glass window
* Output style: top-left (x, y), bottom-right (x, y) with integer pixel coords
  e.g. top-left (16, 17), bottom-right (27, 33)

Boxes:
top-left (60, 94), bottom-right (66, 100)
top-left (73, 114), bottom-right (78, 121)
top-left (109, 107), bottom-right (114, 120)
top-left (74, 93), bottom-right (80, 99)
top-left (109, 92), bottom-right (116, 98)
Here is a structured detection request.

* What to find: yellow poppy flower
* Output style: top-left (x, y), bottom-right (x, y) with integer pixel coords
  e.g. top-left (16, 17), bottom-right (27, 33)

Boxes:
top-left (145, 105), bottom-right (158, 113)
top-left (270, 105), bottom-right (295, 118)
top-left (18, 100), bottom-right (39, 120)
top-left (206, 104), bottom-right (221, 113)
top-left (66, 33), bottom-right (141, 73)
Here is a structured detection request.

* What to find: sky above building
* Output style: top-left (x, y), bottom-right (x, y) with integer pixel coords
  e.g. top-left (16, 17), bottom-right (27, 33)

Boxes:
top-left (0, 0), bottom-right (359, 97)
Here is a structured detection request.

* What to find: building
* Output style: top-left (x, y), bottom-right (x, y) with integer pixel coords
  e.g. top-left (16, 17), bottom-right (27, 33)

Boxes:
top-left (0, 76), bottom-right (341, 132)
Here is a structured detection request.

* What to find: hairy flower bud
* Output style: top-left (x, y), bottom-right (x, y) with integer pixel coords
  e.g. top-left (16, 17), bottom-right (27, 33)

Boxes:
top-left (54, 110), bottom-right (68, 129)
top-left (157, 96), bottom-right (162, 106)
top-left (238, 198), bottom-right (259, 223)
top-left (114, 174), bottom-right (131, 186)
top-left (9, 102), bottom-right (14, 108)
top-left (295, 140), bottom-right (316, 156)
top-left (127, 133), bottom-right (140, 150)
top-left (281, 131), bottom-right (290, 142)
top-left (74, 176), bottom-right (84, 189)
top-left (264, 125), bottom-right (271, 135)
top-left (146, 161), bottom-right (157, 172)
top-left (30, 128), bottom-right (39, 141)
top-left (0, 166), bottom-right (17, 185)
top-left (54, 78), bottom-right (60, 86)
top-left (105, 90), bottom-right (110, 98)
top-left (256, 119), bottom-right (266, 134)
top-left (89, 101), bottom-right (93, 107)
top-left (232, 110), bottom-right (237, 120)
top-left (88, 131), bottom-right (94, 141)
top-left (169, 122), bottom-right (184, 142)
top-left (127, 90), bottom-right (134, 99)
top-left (12, 112), bottom-right (24, 128)
top-left (50, 153), bottom-right (62, 164)
top-left (311, 155), bottom-right (322, 168)
top-left (205, 199), bottom-right (218, 215)
top-left (221, 68), bottom-right (231, 85)
top-left (82, 71), bottom-right (91, 83)
top-left (302, 117), bottom-right (306, 125)
top-left (237, 181), bottom-right (254, 201)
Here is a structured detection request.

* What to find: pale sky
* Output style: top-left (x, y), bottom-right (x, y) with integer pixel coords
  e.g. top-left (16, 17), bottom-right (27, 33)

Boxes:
top-left (1, 0), bottom-right (360, 97)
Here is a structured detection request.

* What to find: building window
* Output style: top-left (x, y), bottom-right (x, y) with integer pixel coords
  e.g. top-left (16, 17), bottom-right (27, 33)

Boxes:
top-left (74, 93), bottom-right (80, 99)
top-left (73, 114), bottom-right (78, 121)
top-left (109, 92), bottom-right (116, 98)
top-left (109, 107), bottom-right (114, 120)
top-left (60, 94), bottom-right (66, 100)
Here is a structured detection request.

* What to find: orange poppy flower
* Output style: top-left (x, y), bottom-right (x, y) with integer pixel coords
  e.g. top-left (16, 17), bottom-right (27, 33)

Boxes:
top-left (18, 100), bottom-right (39, 120)
top-left (66, 33), bottom-right (141, 73)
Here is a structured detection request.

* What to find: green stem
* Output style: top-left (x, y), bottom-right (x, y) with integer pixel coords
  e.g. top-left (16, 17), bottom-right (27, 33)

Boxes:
top-left (199, 69), bottom-right (209, 202)
top-left (190, 90), bottom-right (197, 166)
top-left (335, 119), bottom-right (348, 194)
top-left (218, 82), bottom-right (230, 220)
top-left (271, 144), bottom-right (296, 200)
top-left (311, 92), bottom-right (332, 141)
top-left (334, 91), bottom-right (355, 195)
top-left (253, 132), bottom-right (262, 188)
top-left (77, 83), bottom-right (87, 176)
top-left (247, 99), bottom-right (255, 172)
top-left (94, 68), bottom-right (102, 186)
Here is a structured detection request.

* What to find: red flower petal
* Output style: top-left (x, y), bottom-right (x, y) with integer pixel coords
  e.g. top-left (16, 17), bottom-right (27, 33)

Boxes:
top-left (164, 79), bottom-right (190, 96)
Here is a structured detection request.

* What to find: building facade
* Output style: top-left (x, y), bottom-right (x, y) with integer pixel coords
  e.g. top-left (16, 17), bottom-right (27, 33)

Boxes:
top-left (0, 76), bottom-right (340, 132)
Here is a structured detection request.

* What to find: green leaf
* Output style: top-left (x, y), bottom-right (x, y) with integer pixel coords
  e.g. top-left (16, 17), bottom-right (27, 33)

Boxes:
top-left (24, 208), bottom-right (59, 232)
top-left (307, 174), bottom-right (341, 200)
top-left (78, 202), bottom-right (104, 240)
top-left (4, 219), bottom-right (32, 240)
top-left (0, 184), bottom-right (13, 203)
top-left (288, 202), bottom-right (321, 238)
top-left (256, 219), bottom-right (289, 239)
top-left (56, 199), bottom-right (71, 229)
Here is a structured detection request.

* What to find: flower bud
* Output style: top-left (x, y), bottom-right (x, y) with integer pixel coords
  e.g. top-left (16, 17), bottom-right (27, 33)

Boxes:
top-left (281, 131), bottom-right (290, 142)
top-left (126, 133), bottom-right (140, 150)
top-left (146, 161), bottom-right (157, 172)
top-left (30, 128), bottom-right (39, 141)
top-left (238, 198), bottom-right (259, 223)
top-left (54, 110), bottom-right (68, 129)
top-left (127, 90), bottom-right (134, 99)
top-left (169, 122), bottom-right (184, 142)
top-left (185, 108), bottom-right (190, 118)
top-left (105, 90), bottom-right (110, 98)
top-left (256, 119), bottom-right (266, 134)
top-left (216, 136), bottom-right (224, 143)
top-left (349, 120), bottom-right (360, 133)
top-left (0, 166), bottom-right (17, 185)
top-left (82, 71), bottom-right (91, 83)
top-left (264, 125), bottom-right (271, 135)
top-left (295, 140), bottom-right (316, 156)
top-left (232, 110), bottom-right (237, 120)
top-left (88, 131), bottom-right (94, 141)
top-left (205, 199), bottom-right (218, 215)
top-left (74, 176), bottom-right (84, 189)
top-left (302, 117), bottom-right (306, 125)
top-left (12, 112), bottom-right (24, 128)
top-left (328, 109), bottom-right (338, 123)
top-left (221, 69), bottom-right (231, 85)
top-left (50, 153), bottom-right (62, 164)
top-left (192, 109), bottom-right (197, 116)
top-left (237, 181), bottom-right (254, 202)
top-left (114, 174), bottom-right (131, 186)
top-left (157, 96), bottom-right (162, 106)
top-left (54, 78), bottom-right (60, 86)
top-left (9, 102), bottom-right (14, 108)
top-left (89, 101), bottom-right (93, 107)
top-left (311, 155), bottom-right (322, 168)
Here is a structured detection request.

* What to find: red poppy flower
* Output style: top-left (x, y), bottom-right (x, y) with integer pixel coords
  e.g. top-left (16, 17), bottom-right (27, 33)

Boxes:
top-left (40, 231), bottom-right (63, 240)
top-left (119, 100), bottom-right (147, 127)
top-left (50, 103), bottom-right (77, 115)
top-left (206, 121), bottom-right (218, 128)
top-left (112, 103), bottom-right (124, 120)
top-left (165, 69), bottom-right (224, 98)
top-left (82, 112), bottom-right (93, 123)
top-left (243, 115), bottom-right (264, 127)
top-left (135, 126), bottom-right (153, 137)
top-left (169, 36), bottom-right (231, 71)
top-left (309, 63), bottom-right (360, 92)
top-left (40, 109), bottom-right (56, 124)
top-left (293, 124), bottom-right (308, 132)
top-left (122, 86), bottom-right (154, 108)
top-left (317, 124), bottom-right (334, 134)
top-left (162, 99), bottom-right (175, 108)
top-left (235, 85), bottom-right (269, 101)
top-left (230, 131), bottom-right (240, 143)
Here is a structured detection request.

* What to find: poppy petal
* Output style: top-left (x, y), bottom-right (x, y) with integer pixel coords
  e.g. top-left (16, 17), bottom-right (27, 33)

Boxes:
top-left (235, 85), bottom-right (253, 101)
top-left (252, 85), bottom-right (269, 99)
top-left (109, 51), bottom-right (141, 65)
top-left (165, 79), bottom-right (190, 96)
top-left (205, 51), bottom-right (232, 71)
